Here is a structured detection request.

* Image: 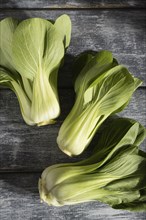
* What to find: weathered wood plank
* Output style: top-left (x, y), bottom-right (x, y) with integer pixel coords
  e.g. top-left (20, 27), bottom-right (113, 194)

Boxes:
top-left (0, 5), bottom-right (145, 220)
top-left (0, 88), bottom-right (145, 172)
top-left (1, 0), bottom-right (146, 9)
top-left (0, 10), bottom-right (146, 87)
top-left (0, 172), bottom-right (146, 220)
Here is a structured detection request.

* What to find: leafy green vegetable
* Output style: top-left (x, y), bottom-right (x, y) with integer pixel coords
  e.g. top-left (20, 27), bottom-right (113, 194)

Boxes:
top-left (0, 15), bottom-right (71, 125)
top-left (57, 51), bottom-right (142, 156)
top-left (39, 117), bottom-right (146, 211)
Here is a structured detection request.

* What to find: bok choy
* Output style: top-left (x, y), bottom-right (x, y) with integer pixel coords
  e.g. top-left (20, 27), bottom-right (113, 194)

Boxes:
top-left (39, 117), bottom-right (146, 211)
top-left (0, 15), bottom-right (71, 125)
top-left (57, 51), bottom-right (142, 156)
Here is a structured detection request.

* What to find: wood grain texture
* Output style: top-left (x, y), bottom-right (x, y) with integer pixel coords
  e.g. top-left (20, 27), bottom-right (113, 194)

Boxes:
top-left (1, 0), bottom-right (146, 9)
top-left (0, 10), bottom-right (145, 87)
top-left (0, 88), bottom-right (145, 172)
top-left (0, 172), bottom-right (146, 220)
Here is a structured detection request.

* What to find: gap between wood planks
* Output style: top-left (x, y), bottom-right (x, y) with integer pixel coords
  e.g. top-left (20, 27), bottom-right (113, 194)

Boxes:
top-left (0, 7), bottom-right (146, 11)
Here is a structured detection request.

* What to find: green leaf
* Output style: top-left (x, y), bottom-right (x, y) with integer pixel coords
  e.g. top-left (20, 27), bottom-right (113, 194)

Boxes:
top-left (0, 17), bottom-right (19, 73)
top-left (75, 50), bottom-right (116, 93)
top-left (72, 52), bottom-right (95, 85)
top-left (12, 18), bottom-right (63, 80)
top-left (112, 188), bottom-right (146, 211)
top-left (79, 117), bottom-right (145, 165)
top-left (54, 14), bottom-right (71, 48)
top-left (0, 67), bottom-right (32, 125)
top-left (0, 67), bottom-right (13, 85)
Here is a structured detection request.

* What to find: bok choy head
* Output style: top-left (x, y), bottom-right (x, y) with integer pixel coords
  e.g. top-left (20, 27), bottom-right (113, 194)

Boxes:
top-left (57, 51), bottom-right (142, 156)
top-left (0, 15), bottom-right (71, 126)
top-left (39, 117), bottom-right (146, 211)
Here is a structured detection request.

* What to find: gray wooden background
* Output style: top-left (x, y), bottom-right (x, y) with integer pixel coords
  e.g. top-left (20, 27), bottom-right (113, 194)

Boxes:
top-left (0, 1), bottom-right (146, 219)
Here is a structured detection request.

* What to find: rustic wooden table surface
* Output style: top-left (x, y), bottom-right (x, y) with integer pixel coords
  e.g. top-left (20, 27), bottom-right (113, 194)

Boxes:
top-left (0, 1), bottom-right (146, 219)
